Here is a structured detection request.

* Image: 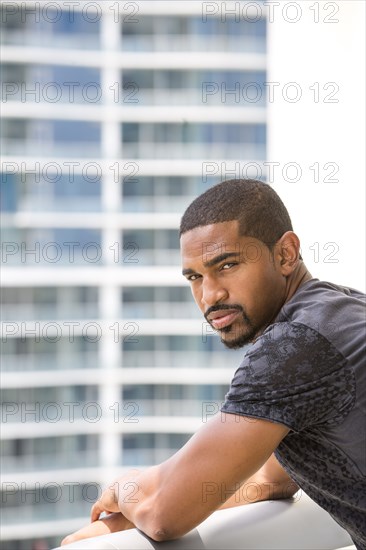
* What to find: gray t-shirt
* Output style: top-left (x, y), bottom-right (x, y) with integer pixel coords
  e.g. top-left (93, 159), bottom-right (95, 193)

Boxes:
top-left (221, 279), bottom-right (366, 549)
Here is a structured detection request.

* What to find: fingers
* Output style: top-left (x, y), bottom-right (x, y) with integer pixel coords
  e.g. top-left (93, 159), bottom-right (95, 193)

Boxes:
top-left (61, 518), bottom-right (112, 545)
top-left (90, 501), bottom-right (105, 522)
top-left (91, 482), bottom-right (120, 522)
top-left (90, 502), bottom-right (116, 522)
top-left (100, 512), bottom-right (136, 532)
top-left (61, 514), bottom-right (135, 546)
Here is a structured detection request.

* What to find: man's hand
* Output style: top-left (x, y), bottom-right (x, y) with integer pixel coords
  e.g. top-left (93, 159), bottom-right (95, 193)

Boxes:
top-left (108, 415), bottom-right (290, 541)
top-left (60, 512), bottom-right (135, 546)
top-left (61, 469), bottom-right (141, 546)
top-left (63, 415), bottom-right (290, 544)
top-left (90, 469), bottom-right (141, 522)
top-left (90, 480), bottom-right (120, 521)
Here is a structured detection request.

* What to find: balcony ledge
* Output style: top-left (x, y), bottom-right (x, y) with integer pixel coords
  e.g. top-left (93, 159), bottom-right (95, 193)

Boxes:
top-left (53, 492), bottom-right (354, 550)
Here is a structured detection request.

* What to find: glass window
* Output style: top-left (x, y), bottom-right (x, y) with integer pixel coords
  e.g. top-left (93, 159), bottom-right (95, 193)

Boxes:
top-left (53, 175), bottom-right (100, 197)
top-left (120, 69), bottom-right (266, 107)
top-left (122, 433), bottom-right (190, 450)
top-left (1, 435), bottom-right (98, 459)
top-left (1, 118), bottom-right (26, 139)
top-left (121, 285), bottom-right (197, 319)
top-left (0, 227), bottom-right (102, 266)
top-left (1, 286), bottom-right (98, 322)
top-left (123, 335), bottom-right (154, 352)
top-left (123, 123), bottom-right (139, 143)
top-left (123, 176), bottom-right (190, 197)
top-left (1, 385), bottom-right (98, 406)
top-left (123, 16), bottom-right (154, 36)
top-left (123, 433), bottom-right (155, 449)
top-left (123, 175), bottom-right (152, 196)
top-left (123, 385), bottom-right (154, 401)
top-left (1, 118), bottom-right (101, 157)
top-left (122, 70), bottom-right (154, 89)
top-left (53, 120), bottom-right (100, 143)
top-left (123, 287), bottom-right (154, 303)
top-left (122, 229), bottom-right (179, 251)
top-left (0, 173), bottom-right (17, 212)
top-left (2, 63), bottom-right (101, 104)
top-left (1, 63), bottom-right (27, 86)
top-left (0, 5), bottom-right (100, 48)
top-left (122, 384), bottom-right (228, 402)
top-left (121, 15), bottom-right (266, 53)
top-left (1, 335), bottom-right (99, 371)
top-left (53, 10), bottom-right (100, 36)
top-left (0, 172), bottom-right (101, 213)
top-left (122, 123), bottom-right (265, 145)
top-left (33, 287), bottom-right (57, 304)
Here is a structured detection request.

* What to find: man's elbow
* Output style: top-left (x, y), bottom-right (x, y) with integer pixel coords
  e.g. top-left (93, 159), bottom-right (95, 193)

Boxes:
top-left (148, 528), bottom-right (175, 542)
top-left (139, 521), bottom-right (180, 542)
top-left (269, 479), bottom-right (299, 501)
top-left (133, 498), bottom-right (183, 542)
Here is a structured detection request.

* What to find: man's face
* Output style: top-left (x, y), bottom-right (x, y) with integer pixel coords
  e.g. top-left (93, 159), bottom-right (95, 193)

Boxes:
top-left (181, 220), bottom-right (287, 348)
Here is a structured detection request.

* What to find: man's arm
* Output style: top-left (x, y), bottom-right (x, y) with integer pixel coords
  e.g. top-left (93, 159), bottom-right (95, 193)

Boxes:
top-left (61, 451), bottom-right (296, 546)
top-left (219, 452), bottom-right (298, 509)
top-left (92, 413), bottom-right (289, 541)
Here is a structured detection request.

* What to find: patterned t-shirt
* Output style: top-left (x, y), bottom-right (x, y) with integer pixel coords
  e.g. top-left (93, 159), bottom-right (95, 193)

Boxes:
top-left (221, 279), bottom-right (366, 549)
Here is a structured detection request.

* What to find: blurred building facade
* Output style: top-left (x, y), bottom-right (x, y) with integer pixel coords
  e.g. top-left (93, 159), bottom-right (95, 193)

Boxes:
top-left (1, 2), bottom-right (267, 547)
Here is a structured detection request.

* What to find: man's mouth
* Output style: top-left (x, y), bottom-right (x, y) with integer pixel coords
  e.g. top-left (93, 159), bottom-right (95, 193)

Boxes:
top-left (207, 310), bottom-right (240, 330)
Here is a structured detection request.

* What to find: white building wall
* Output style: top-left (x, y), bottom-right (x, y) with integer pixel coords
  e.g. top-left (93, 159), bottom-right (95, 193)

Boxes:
top-left (1, 2), bottom-right (267, 546)
top-left (267, 0), bottom-right (365, 291)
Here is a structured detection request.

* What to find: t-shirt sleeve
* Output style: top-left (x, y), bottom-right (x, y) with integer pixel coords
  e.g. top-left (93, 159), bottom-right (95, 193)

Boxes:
top-left (221, 322), bottom-right (355, 432)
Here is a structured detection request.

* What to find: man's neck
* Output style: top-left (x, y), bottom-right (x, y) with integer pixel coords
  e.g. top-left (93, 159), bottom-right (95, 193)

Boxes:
top-left (256, 262), bottom-right (313, 341)
top-left (284, 261), bottom-right (313, 305)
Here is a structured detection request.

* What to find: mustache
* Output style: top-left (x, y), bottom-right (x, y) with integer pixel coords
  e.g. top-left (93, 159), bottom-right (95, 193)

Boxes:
top-left (204, 303), bottom-right (246, 322)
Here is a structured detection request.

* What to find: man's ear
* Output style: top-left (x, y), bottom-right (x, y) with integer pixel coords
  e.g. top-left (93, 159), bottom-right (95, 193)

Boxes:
top-left (277, 231), bottom-right (301, 275)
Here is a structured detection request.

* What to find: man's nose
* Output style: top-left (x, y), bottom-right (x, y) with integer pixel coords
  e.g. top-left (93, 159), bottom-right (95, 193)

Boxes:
top-left (201, 277), bottom-right (228, 308)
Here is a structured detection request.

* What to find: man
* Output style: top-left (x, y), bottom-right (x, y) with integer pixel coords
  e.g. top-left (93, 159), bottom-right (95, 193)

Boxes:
top-left (62, 179), bottom-right (365, 549)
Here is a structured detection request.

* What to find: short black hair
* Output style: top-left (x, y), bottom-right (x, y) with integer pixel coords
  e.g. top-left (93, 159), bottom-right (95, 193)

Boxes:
top-left (179, 179), bottom-right (294, 250)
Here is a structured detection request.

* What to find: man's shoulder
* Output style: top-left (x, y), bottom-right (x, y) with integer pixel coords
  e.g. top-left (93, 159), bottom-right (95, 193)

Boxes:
top-left (282, 278), bottom-right (366, 310)
top-left (275, 278), bottom-right (365, 340)
top-left (247, 320), bottom-right (345, 382)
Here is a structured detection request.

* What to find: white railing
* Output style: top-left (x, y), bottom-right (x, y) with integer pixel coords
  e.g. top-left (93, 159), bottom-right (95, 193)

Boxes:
top-left (53, 492), bottom-right (354, 549)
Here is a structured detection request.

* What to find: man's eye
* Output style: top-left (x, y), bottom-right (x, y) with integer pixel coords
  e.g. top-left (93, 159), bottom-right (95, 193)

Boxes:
top-left (188, 274), bottom-right (200, 281)
top-left (221, 263), bottom-right (236, 270)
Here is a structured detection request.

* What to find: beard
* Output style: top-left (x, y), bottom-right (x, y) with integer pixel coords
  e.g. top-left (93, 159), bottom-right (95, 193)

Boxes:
top-left (205, 304), bottom-right (258, 349)
top-left (219, 319), bottom-right (258, 349)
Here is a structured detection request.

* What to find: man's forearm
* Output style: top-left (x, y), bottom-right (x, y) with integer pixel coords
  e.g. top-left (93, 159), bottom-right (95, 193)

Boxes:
top-left (91, 417), bottom-right (289, 542)
top-left (219, 454), bottom-right (298, 509)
